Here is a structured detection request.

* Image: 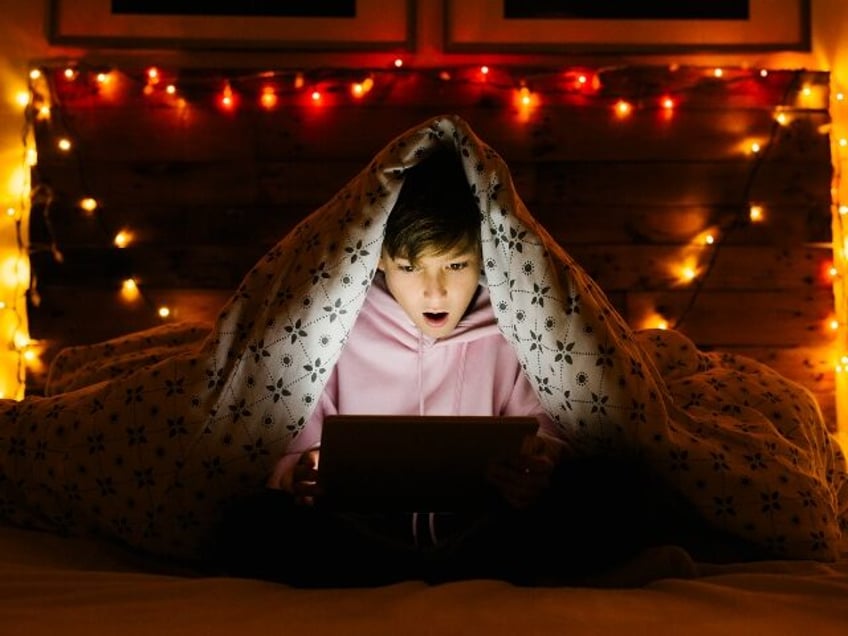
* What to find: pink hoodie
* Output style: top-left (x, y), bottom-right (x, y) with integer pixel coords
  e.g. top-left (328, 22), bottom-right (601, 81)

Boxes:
top-left (267, 273), bottom-right (555, 488)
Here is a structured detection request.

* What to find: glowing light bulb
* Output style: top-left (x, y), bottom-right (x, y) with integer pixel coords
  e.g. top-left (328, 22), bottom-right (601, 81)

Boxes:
top-left (79, 197), bottom-right (98, 214)
top-left (350, 77), bottom-right (373, 99)
top-left (96, 72), bottom-right (109, 84)
top-left (760, 69), bottom-right (769, 78)
top-left (704, 233), bottom-right (715, 245)
top-left (63, 67), bottom-right (76, 80)
top-left (37, 105), bottom-right (50, 120)
top-left (840, 205), bottom-right (848, 215)
top-left (25, 148), bottom-right (37, 166)
top-left (829, 265), bottom-right (839, 278)
top-left (218, 84), bottom-right (236, 111)
top-left (614, 100), bottom-right (632, 118)
top-left (158, 306), bottom-right (171, 318)
top-left (166, 84), bottom-right (177, 95)
top-left (6, 207), bottom-right (16, 218)
top-left (775, 111), bottom-right (789, 125)
top-left (294, 73), bottom-right (305, 89)
top-left (114, 230), bottom-right (133, 248)
top-left (661, 96), bottom-right (675, 110)
top-left (29, 69), bottom-right (41, 80)
top-left (749, 204), bottom-right (764, 222)
top-left (837, 92), bottom-right (845, 102)
top-left (57, 138), bottom-right (72, 152)
top-left (147, 67), bottom-right (160, 83)
top-left (393, 58), bottom-right (404, 68)
top-left (480, 65), bottom-right (490, 76)
top-left (15, 91), bottom-right (30, 107)
top-left (713, 68), bottom-right (724, 78)
top-left (260, 86), bottom-right (278, 109)
top-left (750, 142), bottom-right (761, 154)
top-left (830, 319), bottom-right (840, 331)
top-left (121, 278), bottom-right (140, 301)
top-left (311, 90), bottom-right (322, 102)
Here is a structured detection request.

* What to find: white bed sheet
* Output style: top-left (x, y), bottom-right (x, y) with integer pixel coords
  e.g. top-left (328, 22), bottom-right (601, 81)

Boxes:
top-left (2, 525), bottom-right (847, 636)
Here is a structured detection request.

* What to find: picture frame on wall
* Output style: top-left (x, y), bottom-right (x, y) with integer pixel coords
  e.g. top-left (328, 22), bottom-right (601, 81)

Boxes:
top-left (443, 0), bottom-right (811, 53)
top-left (47, 0), bottom-right (416, 51)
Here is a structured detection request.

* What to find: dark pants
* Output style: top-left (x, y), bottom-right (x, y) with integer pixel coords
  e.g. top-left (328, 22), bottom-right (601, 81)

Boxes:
top-left (212, 457), bottom-right (764, 587)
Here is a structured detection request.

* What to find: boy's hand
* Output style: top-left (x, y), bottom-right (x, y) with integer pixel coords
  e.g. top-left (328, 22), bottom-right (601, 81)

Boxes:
top-left (487, 435), bottom-right (564, 510)
top-left (291, 449), bottom-right (322, 506)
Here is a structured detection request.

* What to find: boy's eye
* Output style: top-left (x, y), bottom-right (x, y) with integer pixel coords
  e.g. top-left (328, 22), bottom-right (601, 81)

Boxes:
top-left (397, 263), bottom-right (416, 273)
top-left (448, 261), bottom-right (468, 271)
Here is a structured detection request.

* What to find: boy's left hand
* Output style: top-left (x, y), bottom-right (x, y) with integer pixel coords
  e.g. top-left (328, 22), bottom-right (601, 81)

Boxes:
top-left (486, 435), bottom-right (564, 510)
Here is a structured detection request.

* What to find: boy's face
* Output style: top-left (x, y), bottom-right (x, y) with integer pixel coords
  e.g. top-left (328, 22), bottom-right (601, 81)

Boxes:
top-left (378, 245), bottom-right (482, 339)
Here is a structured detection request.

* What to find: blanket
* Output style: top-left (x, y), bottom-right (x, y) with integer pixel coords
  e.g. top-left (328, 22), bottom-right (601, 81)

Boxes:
top-left (1, 114), bottom-right (846, 563)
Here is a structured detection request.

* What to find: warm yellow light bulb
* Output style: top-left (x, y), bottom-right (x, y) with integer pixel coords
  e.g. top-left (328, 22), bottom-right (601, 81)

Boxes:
top-left (614, 100), bottom-right (632, 118)
top-left (6, 207), bottom-right (16, 218)
top-left (714, 68), bottom-right (724, 78)
top-left (38, 105), bottom-right (50, 120)
top-left (158, 306), bottom-right (171, 318)
top-left (166, 84), bottom-right (177, 95)
top-left (749, 204), bottom-right (764, 222)
top-left (260, 86), bottom-right (278, 108)
top-left (96, 72), bottom-right (109, 84)
top-left (840, 205), bottom-right (848, 215)
top-left (29, 68), bottom-right (42, 80)
top-left (79, 197), bottom-right (97, 213)
top-left (750, 142), bottom-right (761, 154)
top-left (121, 278), bottom-right (140, 301)
top-left (114, 230), bottom-right (133, 248)
top-left (25, 148), bottom-right (37, 166)
top-left (830, 319), bottom-right (840, 331)
top-left (57, 138), bottom-right (72, 152)
top-left (63, 67), bottom-right (76, 80)
top-left (13, 330), bottom-right (30, 350)
top-left (15, 91), bottom-right (30, 107)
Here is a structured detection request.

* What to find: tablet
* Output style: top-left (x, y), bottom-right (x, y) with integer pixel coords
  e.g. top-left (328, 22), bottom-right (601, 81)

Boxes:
top-left (317, 414), bottom-right (539, 512)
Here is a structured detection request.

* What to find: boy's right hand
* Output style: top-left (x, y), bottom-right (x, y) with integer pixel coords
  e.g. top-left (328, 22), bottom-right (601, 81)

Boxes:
top-left (291, 449), bottom-right (322, 506)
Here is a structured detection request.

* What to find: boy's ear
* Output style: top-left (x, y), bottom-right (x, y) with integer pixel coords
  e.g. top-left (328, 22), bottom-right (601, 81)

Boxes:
top-left (376, 250), bottom-right (387, 273)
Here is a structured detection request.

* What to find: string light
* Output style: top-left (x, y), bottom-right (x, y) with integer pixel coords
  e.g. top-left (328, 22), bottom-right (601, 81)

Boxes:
top-left (16, 61), bottom-right (839, 418)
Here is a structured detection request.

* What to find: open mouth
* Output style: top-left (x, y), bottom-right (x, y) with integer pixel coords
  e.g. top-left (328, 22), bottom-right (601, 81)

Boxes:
top-left (423, 312), bottom-right (449, 328)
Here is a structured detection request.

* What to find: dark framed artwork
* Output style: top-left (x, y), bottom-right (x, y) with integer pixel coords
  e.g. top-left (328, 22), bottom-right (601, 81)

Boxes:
top-left (444, 0), bottom-right (810, 53)
top-left (48, 0), bottom-right (415, 51)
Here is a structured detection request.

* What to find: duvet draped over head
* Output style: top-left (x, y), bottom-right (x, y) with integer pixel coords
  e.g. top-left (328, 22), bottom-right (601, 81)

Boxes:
top-left (1, 114), bottom-right (846, 562)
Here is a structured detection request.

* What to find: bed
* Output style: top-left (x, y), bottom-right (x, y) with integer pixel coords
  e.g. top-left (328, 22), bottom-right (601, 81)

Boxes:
top-left (2, 114), bottom-right (848, 634)
top-left (2, 523), bottom-right (847, 636)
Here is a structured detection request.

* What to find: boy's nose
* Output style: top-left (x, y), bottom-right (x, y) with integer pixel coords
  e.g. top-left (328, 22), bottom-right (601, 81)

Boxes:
top-left (423, 272), bottom-right (447, 297)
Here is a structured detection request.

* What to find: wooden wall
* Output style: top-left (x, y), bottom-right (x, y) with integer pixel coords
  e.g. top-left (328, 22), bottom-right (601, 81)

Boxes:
top-left (28, 65), bottom-right (837, 428)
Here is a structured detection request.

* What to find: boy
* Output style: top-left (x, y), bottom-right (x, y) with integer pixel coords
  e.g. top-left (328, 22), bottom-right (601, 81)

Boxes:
top-left (217, 147), bottom-right (739, 586)
top-left (218, 148), bottom-right (572, 585)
